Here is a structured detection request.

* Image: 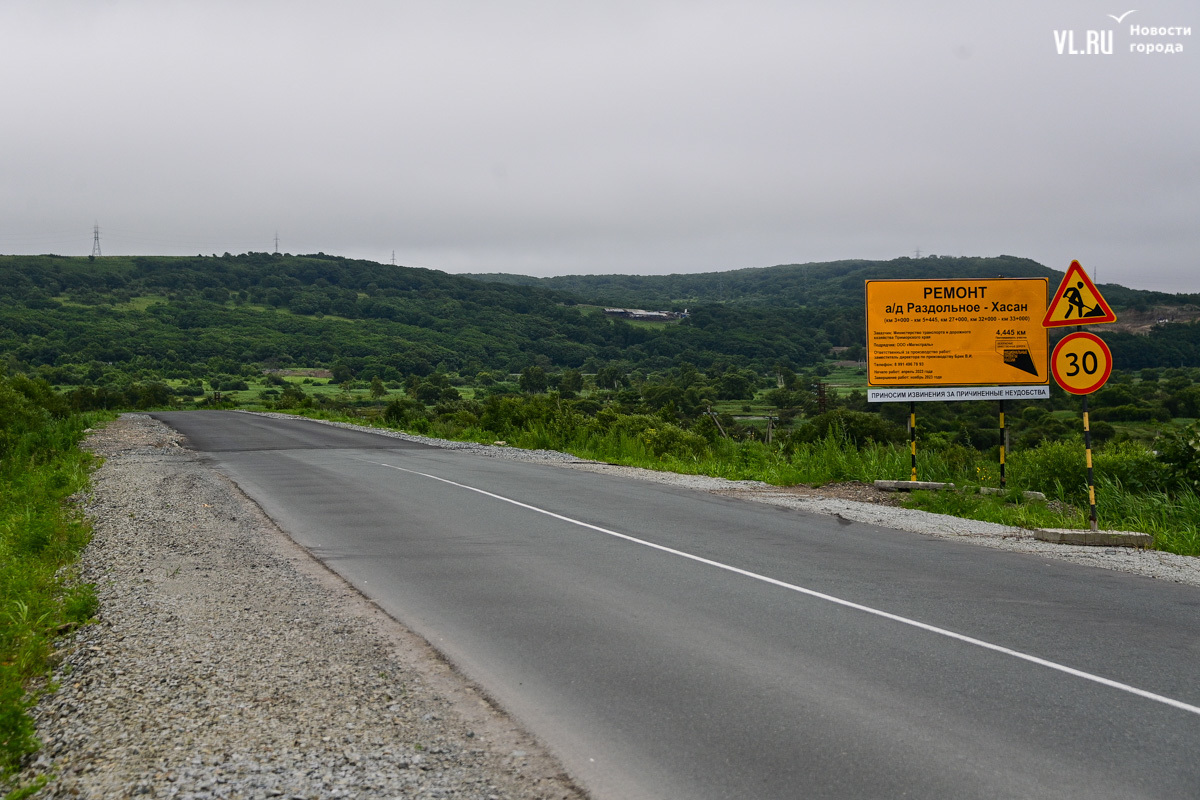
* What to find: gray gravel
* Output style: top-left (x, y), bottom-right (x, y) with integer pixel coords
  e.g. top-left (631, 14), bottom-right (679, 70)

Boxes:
top-left (13, 410), bottom-right (1200, 797)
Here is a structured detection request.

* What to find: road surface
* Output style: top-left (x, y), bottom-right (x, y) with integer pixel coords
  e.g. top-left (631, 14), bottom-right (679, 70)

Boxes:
top-left (152, 411), bottom-right (1200, 799)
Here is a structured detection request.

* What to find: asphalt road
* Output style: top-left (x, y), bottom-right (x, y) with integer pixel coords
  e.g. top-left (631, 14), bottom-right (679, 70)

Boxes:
top-left (153, 411), bottom-right (1200, 799)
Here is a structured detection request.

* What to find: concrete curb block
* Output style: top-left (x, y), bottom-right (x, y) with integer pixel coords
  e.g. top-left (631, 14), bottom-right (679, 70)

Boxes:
top-left (1034, 528), bottom-right (1153, 548)
top-left (980, 488), bottom-right (1047, 501)
top-left (873, 480), bottom-right (955, 492)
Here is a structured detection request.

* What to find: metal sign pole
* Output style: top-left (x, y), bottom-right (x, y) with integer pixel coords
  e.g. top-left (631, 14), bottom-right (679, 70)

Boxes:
top-left (998, 399), bottom-right (1006, 489)
top-left (1082, 392), bottom-right (1098, 531)
top-left (909, 401), bottom-right (918, 481)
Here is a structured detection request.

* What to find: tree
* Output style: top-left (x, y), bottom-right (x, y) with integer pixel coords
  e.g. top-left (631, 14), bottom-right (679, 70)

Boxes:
top-left (370, 375), bottom-right (386, 400)
top-left (519, 365), bottom-right (548, 394)
top-left (595, 365), bottom-right (625, 390)
top-left (558, 369), bottom-right (583, 398)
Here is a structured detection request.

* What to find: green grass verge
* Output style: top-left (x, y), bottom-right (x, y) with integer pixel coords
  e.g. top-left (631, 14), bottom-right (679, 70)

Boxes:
top-left (0, 391), bottom-right (108, 789)
top-left (903, 484), bottom-right (1200, 555)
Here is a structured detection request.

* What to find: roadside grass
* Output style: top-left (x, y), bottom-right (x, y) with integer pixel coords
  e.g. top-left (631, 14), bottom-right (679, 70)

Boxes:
top-left (902, 482), bottom-right (1200, 556)
top-left (901, 488), bottom-right (1073, 530)
top-left (0, 389), bottom-right (107, 787)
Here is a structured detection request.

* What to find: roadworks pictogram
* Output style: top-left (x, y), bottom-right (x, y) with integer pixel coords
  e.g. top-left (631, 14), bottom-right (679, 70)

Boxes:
top-left (996, 337), bottom-right (1040, 377)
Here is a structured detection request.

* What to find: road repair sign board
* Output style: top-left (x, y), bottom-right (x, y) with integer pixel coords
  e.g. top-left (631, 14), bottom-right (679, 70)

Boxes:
top-left (865, 278), bottom-right (1049, 387)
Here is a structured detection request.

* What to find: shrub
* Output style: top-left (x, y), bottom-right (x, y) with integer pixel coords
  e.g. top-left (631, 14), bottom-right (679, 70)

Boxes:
top-left (382, 397), bottom-right (427, 427)
top-left (0, 373), bottom-right (98, 776)
top-left (1008, 438), bottom-right (1087, 501)
top-left (1010, 438), bottom-right (1170, 502)
top-left (794, 409), bottom-right (905, 447)
top-left (1094, 440), bottom-right (1172, 494)
top-left (1156, 422), bottom-right (1200, 492)
top-left (641, 425), bottom-right (710, 460)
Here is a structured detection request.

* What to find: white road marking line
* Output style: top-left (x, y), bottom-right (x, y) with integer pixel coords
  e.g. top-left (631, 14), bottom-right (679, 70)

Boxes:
top-left (372, 460), bottom-right (1200, 718)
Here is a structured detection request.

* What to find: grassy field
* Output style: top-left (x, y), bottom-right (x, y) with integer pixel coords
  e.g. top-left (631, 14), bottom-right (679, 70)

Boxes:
top-left (822, 362), bottom-right (869, 389)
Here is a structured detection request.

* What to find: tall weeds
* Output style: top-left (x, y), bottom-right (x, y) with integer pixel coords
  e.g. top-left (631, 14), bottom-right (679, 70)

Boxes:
top-left (0, 377), bottom-right (102, 779)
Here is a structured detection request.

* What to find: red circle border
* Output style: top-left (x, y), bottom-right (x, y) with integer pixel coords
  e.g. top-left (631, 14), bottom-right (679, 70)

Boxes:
top-left (1051, 331), bottom-right (1113, 395)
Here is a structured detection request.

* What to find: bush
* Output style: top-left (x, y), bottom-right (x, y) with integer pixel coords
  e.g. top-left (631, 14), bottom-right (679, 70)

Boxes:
top-left (1008, 438), bottom-right (1087, 500)
top-left (641, 425), bottom-right (710, 460)
top-left (1092, 404), bottom-right (1163, 422)
top-left (273, 383), bottom-right (310, 410)
top-left (794, 409), bottom-right (905, 447)
top-left (1010, 438), bottom-right (1170, 502)
top-left (382, 397), bottom-right (427, 427)
top-left (1156, 422), bottom-right (1200, 492)
top-left (1095, 440), bottom-right (1171, 494)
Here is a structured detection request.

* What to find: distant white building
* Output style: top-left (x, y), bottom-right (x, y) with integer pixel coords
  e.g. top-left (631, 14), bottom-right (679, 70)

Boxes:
top-left (603, 308), bottom-right (686, 321)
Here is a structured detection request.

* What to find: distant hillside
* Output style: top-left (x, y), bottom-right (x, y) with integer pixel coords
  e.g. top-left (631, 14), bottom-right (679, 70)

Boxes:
top-left (3, 252), bottom-right (1198, 385)
top-left (0, 253), bottom-right (834, 381)
top-left (466, 256), bottom-right (1053, 308)
top-left (468, 255), bottom-right (1198, 311)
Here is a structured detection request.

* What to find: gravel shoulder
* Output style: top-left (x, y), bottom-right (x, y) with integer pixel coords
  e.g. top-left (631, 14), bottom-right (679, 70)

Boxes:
top-left (15, 414), bottom-right (584, 799)
top-left (14, 410), bottom-right (1200, 797)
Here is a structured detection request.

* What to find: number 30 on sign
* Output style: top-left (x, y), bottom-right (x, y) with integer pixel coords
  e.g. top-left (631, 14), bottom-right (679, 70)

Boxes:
top-left (1051, 331), bottom-right (1113, 395)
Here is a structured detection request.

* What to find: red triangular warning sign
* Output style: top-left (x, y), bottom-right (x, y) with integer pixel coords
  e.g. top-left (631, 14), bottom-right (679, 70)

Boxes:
top-left (1042, 260), bottom-right (1116, 328)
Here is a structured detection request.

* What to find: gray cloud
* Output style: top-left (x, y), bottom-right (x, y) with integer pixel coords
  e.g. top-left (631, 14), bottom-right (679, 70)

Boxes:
top-left (1, 1), bottom-right (1196, 291)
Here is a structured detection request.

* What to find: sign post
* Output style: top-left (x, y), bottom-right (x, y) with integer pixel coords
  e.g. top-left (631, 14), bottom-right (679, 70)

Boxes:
top-left (1045, 261), bottom-right (1117, 531)
top-left (999, 400), bottom-right (1007, 488)
top-left (1051, 331), bottom-right (1114, 530)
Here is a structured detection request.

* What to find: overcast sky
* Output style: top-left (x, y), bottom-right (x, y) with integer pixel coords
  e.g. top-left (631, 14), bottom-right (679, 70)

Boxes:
top-left (2, 1), bottom-right (1196, 291)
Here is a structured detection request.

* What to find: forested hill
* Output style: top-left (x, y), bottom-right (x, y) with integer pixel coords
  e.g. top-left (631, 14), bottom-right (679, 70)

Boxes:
top-left (0, 252), bottom-right (848, 381)
top-left (3, 252), bottom-right (1199, 387)
top-left (467, 255), bottom-right (1199, 310)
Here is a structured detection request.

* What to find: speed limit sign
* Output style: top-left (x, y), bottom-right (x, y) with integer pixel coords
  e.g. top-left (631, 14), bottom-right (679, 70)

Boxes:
top-left (1051, 331), bottom-right (1113, 395)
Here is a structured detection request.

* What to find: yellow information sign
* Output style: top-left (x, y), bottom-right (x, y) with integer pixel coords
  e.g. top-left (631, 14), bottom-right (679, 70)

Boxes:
top-left (866, 278), bottom-right (1049, 387)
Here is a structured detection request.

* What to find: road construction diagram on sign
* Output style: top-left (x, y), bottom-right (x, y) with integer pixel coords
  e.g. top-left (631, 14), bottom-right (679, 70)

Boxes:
top-left (995, 336), bottom-right (1039, 377)
top-left (865, 278), bottom-right (1049, 387)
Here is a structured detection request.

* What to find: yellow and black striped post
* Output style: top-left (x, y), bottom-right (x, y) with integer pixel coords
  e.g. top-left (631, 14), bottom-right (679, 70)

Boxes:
top-left (909, 401), bottom-right (918, 481)
top-left (1082, 394), bottom-right (1098, 531)
top-left (998, 399), bottom-right (1007, 489)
